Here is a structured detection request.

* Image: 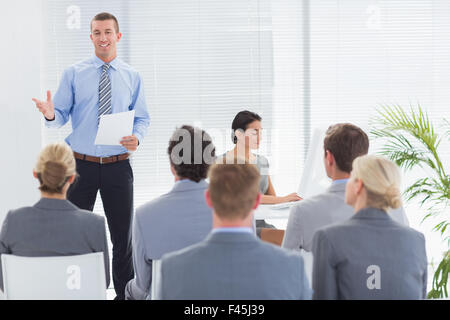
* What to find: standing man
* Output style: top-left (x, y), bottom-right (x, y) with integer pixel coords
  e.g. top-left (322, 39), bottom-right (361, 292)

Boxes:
top-left (32, 12), bottom-right (150, 300)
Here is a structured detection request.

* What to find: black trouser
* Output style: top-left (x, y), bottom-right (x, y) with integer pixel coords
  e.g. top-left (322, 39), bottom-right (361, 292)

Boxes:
top-left (67, 158), bottom-right (134, 299)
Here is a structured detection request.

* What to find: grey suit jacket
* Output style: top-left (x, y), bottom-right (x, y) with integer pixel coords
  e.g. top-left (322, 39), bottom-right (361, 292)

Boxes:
top-left (154, 231), bottom-right (313, 300)
top-left (125, 179), bottom-right (213, 300)
top-left (282, 182), bottom-right (409, 252)
top-left (0, 198), bottom-right (110, 291)
top-left (312, 207), bottom-right (427, 300)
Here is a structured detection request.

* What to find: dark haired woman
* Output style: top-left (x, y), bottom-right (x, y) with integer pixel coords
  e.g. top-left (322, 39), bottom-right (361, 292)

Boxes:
top-left (217, 111), bottom-right (301, 236)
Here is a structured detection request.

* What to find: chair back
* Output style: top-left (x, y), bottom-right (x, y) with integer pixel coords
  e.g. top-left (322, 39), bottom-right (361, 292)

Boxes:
top-left (150, 259), bottom-right (161, 299)
top-left (300, 249), bottom-right (313, 286)
top-left (1, 252), bottom-right (106, 300)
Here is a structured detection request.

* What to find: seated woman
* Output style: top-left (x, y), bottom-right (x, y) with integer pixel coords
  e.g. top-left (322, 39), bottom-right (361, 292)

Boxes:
top-left (217, 110), bottom-right (301, 236)
top-left (312, 155), bottom-right (428, 300)
top-left (0, 143), bottom-right (110, 292)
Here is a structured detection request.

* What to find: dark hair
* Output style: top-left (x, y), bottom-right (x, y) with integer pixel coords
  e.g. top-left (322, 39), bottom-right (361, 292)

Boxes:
top-left (91, 12), bottom-right (119, 33)
top-left (231, 110), bottom-right (262, 144)
top-left (323, 123), bottom-right (369, 173)
top-left (167, 125), bottom-right (216, 182)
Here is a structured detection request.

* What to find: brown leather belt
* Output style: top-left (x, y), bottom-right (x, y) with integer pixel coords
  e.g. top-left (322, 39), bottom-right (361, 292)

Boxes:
top-left (73, 151), bottom-right (129, 164)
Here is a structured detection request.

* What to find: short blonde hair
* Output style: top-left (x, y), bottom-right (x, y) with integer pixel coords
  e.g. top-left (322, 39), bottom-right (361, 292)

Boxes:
top-left (34, 143), bottom-right (77, 194)
top-left (208, 163), bottom-right (260, 220)
top-left (352, 155), bottom-right (403, 211)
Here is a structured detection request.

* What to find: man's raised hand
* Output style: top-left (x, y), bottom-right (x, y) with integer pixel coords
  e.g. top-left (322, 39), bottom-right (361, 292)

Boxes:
top-left (32, 90), bottom-right (55, 120)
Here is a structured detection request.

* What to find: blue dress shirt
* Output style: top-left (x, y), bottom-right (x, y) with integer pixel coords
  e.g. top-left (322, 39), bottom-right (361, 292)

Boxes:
top-left (212, 227), bottom-right (255, 234)
top-left (45, 55), bottom-right (150, 157)
top-left (331, 178), bottom-right (349, 185)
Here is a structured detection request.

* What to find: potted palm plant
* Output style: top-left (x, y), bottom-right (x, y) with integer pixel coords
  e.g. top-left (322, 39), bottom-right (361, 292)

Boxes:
top-left (370, 104), bottom-right (449, 298)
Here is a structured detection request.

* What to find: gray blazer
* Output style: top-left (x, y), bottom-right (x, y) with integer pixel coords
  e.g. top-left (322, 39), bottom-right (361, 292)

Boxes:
top-left (0, 198), bottom-right (110, 291)
top-left (154, 231), bottom-right (313, 300)
top-left (282, 182), bottom-right (409, 252)
top-left (125, 179), bottom-right (213, 300)
top-left (312, 207), bottom-right (427, 300)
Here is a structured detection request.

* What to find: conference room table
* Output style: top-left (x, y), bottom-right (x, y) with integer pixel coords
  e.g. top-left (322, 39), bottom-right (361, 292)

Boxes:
top-left (254, 204), bottom-right (293, 220)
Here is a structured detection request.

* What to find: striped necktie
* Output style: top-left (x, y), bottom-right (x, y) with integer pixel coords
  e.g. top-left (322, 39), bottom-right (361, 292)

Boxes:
top-left (98, 63), bottom-right (112, 123)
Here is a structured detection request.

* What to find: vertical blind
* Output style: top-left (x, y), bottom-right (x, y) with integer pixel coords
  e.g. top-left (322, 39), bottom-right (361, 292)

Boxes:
top-left (43, 0), bottom-right (449, 266)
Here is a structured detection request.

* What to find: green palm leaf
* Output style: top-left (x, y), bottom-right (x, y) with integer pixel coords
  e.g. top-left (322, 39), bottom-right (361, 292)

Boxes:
top-left (371, 104), bottom-right (449, 298)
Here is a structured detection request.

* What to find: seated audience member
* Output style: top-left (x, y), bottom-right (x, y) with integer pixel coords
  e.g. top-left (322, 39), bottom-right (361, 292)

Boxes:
top-left (125, 125), bottom-right (216, 300)
top-left (0, 143), bottom-right (110, 291)
top-left (282, 123), bottom-right (409, 252)
top-left (217, 110), bottom-right (301, 238)
top-left (154, 163), bottom-right (312, 300)
top-left (312, 155), bottom-right (427, 300)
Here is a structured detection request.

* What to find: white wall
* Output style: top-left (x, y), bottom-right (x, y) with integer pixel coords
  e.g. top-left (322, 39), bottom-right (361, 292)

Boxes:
top-left (0, 1), bottom-right (43, 222)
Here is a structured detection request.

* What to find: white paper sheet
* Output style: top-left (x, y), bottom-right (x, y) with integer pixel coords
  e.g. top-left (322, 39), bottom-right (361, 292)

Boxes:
top-left (94, 110), bottom-right (135, 145)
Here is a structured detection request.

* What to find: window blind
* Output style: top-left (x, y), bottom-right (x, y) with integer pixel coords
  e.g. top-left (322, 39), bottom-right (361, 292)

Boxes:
top-left (306, 0), bottom-right (450, 265)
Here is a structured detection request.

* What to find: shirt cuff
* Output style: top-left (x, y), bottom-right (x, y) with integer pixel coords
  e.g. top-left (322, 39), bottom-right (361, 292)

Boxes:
top-left (133, 131), bottom-right (144, 145)
top-left (44, 113), bottom-right (61, 128)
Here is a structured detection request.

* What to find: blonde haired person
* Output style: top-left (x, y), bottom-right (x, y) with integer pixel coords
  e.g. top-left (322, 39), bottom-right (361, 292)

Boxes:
top-left (0, 143), bottom-right (110, 292)
top-left (312, 155), bottom-right (427, 299)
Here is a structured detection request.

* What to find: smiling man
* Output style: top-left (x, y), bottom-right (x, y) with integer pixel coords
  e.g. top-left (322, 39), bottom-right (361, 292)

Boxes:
top-left (32, 12), bottom-right (150, 300)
